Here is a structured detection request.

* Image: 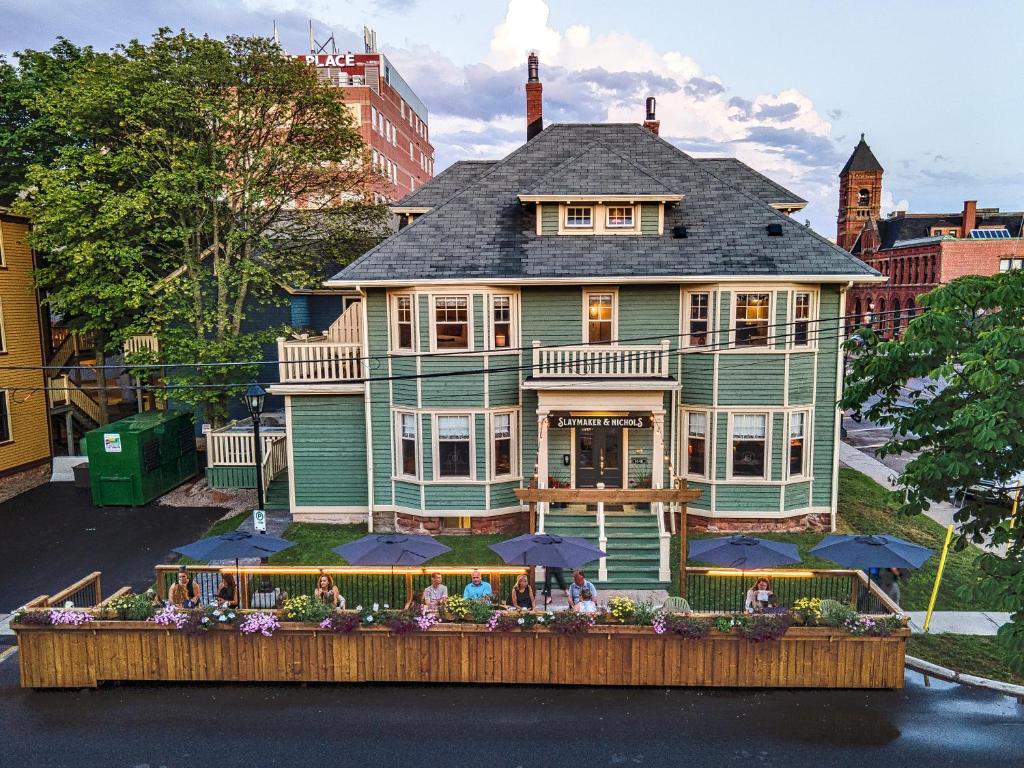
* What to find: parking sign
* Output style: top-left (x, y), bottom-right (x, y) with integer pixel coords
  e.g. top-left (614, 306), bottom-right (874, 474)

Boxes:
top-left (253, 509), bottom-right (266, 533)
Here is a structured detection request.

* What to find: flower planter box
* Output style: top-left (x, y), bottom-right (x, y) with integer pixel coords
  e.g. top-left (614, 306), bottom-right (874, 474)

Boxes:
top-left (13, 620), bottom-right (909, 690)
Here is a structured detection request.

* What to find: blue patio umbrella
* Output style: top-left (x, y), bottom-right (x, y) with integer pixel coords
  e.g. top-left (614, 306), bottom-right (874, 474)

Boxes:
top-left (809, 534), bottom-right (933, 570)
top-left (173, 530), bottom-right (296, 562)
top-left (688, 535), bottom-right (802, 569)
top-left (332, 534), bottom-right (452, 566)
top-left (488, 533), bottom-right (606, 569)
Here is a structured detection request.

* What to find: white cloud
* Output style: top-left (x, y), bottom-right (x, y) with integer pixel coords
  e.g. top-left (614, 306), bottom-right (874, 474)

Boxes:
top-left (880, 191), bottom-right (910, 217)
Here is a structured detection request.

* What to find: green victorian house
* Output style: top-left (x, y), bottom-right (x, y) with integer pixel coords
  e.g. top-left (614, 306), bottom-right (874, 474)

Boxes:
top-left (227, 114), bottom-right (883, 589)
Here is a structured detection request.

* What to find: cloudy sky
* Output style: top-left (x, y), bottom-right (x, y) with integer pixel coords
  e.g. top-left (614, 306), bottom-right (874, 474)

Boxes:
top-left (2, 0), bottom-right (1022, 237)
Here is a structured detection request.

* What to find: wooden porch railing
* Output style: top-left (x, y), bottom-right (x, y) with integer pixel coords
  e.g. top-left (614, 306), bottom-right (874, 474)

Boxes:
top-left (261, 433), bottom-right (289, 493)
top-left (325, 302), bottom-right (362, 344)
top-left (206, 422), bottom-right (285, 466)
top-left (47, 374), bottom-right (103, 425)
top-left (277, 339), bottom-right (362, 383)
top-left (532, 339), bottom-right (671, 377)
top-left (123, 334), bottom-right (160, 357)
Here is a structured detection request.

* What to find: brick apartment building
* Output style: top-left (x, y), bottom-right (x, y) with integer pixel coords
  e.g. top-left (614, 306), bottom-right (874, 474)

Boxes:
top-left (838, 136), bottom-right (1024, 337)
top-left (293, 36), bottom-right (435, 202)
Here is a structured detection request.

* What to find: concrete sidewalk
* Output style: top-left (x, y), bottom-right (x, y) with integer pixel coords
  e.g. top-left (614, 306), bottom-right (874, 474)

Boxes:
top-left (905, 611), bottom-right (1011, 635)
top-left (839, 441), bottom-right (1007, 555)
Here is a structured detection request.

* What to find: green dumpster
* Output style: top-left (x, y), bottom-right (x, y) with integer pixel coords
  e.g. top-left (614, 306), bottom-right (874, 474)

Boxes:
top-left (83, 411), bottom-right (198, 506)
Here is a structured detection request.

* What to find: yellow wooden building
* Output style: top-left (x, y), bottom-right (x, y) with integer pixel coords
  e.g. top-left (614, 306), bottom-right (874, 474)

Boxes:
top-left (0, 209), bottom-right (51, 479)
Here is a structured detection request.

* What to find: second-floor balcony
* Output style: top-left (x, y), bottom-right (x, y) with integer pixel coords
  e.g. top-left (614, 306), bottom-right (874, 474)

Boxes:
top-left (276, 301), bottom-right (363, 384)
top-left (531, 339), bottom-right (671, 378)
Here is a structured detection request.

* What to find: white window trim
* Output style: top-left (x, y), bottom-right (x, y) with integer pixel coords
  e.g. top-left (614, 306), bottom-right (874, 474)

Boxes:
top-left (605, 205), bottom-right (635, 229)
top-left (726, 412), bottom-right (771, 482)
top-left (0, 390), bottom-right (11, 445)
top-left (729, 291), bottom-right (774, 351)
top-left (388, 292), bottom-right (417, 354)
top-left (682, 409), bottom-right (710, 480)
top-left (0, 298), bottom-right (7, 353)
top-left (432, 413), bottom-right (476, 482)
top-left (487, 293), bottom-right (517, 352)
top-left (556, 203), bottom-right (647, 235)
top-left (428, 294), bottom-right (473, 353)
top-left (394, 411), bottom-right (419, 480)
top-left (682, 289), bottom-right (713, 351)
top-left (563, 205), bottom-right (594, 229)
top-left (789, 289), bottom-right (818, 350)
top-left (0, 219), bottom-right (6, 267)
top-left (786, 410), bottom-right (812, 480)
top-left (490, 411), bottom-right (517, 480)
top-left (582, 288), bottom-right (618, 344)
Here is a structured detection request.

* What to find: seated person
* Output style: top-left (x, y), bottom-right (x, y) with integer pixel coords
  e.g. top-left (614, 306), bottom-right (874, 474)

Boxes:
top-left (404, 590), bottom-right (424, 611)
top-left (567, 570), bottom-right (598, 610)
top-left (216, 573), bottom-right (238, 608)
top-left (251, 575), bottom-right (282, 609)
top-left (575, 589), bottom-right (598, 614)
top-left (510, 574), bottom-right (535, 610)
top-left (422, 572), bottom-right (449, 612)
top-left (314, 574), bottom-right (344, 609)
top-left (462, 569), bottom-right (493, 602)
top-left (168, 567), bottom-right (201, 609)
top-left (744, 578), bottom-right (777, 614)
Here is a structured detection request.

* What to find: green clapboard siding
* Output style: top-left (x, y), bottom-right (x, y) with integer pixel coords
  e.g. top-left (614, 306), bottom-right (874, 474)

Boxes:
top-left (812, 287), bottom-right (840, 508)
top-left (640, 203), bottom-right (659, 234)
top-left (718, 290), bottom-right (731, 339)
top-left (473, 294), bottom-right (485, 352)
top-left (206, 465), bottom-right (256, 489)
top-left (687, 481), bottom-right (711, 510)
top-left (541, 204), bottom-right (559, 234)
top-left (715, 414), bottom-right (727, 481)
top-left (417, 293), bottom-right (429, 353)
top-left (680, 354), bottom-right (714, 404)
top-left (627, 428), bottom-right (653, 487)
top-left (365, 290), bottom-right (393, 505)
top-left (392, 356), bottom-right (418, 406)
top-left (715, 484), bottom-right (782, 513)
top-left (520, 389), bottom-right (539, 478)
top-left (547, 427), bottom-right (572, 486)
top-left (520, 286), bottom-right (583, 346)
top-left (488, 365), bottom-right (520, 407)
top-left (394, 481), bottom-right (420, 509)
top-left (421, 413), bottom-right (433, 479)
top-left (717, 355), bottom-right (785, 405)
top-left (491, 481), bottom-right (520, 508)
top-left (788, 353), bottom-right (815, 404)
top-left (291, 395), bottom-right (368, 508)
top-left (425, 484), bottom-right (487, 511)
top-left (771, 413), bottom-right (785, 482)
top-left (420, 356), bottom-right (485, 407)
top-left (784, 481), bottom-right (811, 510)
top-left (774, 291), bottom-right (788, 350)
top-left (619, 285), bottom-right (678, 348)
top-left (476, 414), bottom-right (487, 479)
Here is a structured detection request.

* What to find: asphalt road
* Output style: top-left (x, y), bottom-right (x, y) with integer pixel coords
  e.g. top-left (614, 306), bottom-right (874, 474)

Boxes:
top-left (0, 654), bottom-right (1020, 768)
top-left (0, 482), bottom-right (224, 612)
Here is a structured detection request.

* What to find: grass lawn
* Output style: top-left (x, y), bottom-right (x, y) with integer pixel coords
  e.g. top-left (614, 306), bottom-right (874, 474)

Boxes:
top-left (907, 634), bottom-right (1023, 686)
top-left (198, 467), bottom-right (995, 611)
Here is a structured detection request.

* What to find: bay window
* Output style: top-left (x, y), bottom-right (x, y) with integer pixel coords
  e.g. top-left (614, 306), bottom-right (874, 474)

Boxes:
top-left (735, 293), bottom-right (770, 347)
top-left (731, 414), bottom-right (767, 478)
top-left (394, 295), bottom-right (414, 351)
top-left (686, 411), bottom-right (708, 477)
top-left (437, 415), bottom-right (472, 478)
top-left (434, 296), bottom-right (469, 350)
top-left (398, 413), bottom-right (417, 477)
top-left (789, 412), bottom-right (807, 478)
top-left (686, 292), bottom-right (710, 347)
top-left (793, 292), bottom-right (812, 347)
top-left (493, 413), bottom-right (513, 477)
top-left (492, 295), bottom-right (512, 349)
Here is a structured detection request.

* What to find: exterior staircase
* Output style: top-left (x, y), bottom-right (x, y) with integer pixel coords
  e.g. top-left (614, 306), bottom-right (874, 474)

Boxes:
top-left (544, 507), bottom-right (669, 591)
top-left (265, 472), bottom-right (290, 512)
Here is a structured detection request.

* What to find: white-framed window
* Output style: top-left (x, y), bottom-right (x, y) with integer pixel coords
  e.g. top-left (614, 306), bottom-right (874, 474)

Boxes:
top-left (491, 294), bottom-right (513, 349)
top-left (492, 412), bottom-right (514, 478)
top-left (685, 411), bottom-right (708, 478)
top-left (734, 292), bottom-right (771, 347)
top-left (0, 219), bottom-right (6, 266)
top-left (1000, 258), bottom-right (1023, 272)
top-left (793, 292), bottom-right (812, 347)
top-left (584, 290), bottom-right (615, 344)
top-left (433, 296), bottom-right (470, 350)
top-left (788, 411), bottom-right (808, 479)
top-left (0, 298), bottom-right (6, 353)
top-left (397, 412), bottom-right (418, 478)
top-left (370, 106), bottom-right (378, 131)
top-left (392, 294), bottom-right (414, 351)
top-left (730, 414), bottom-right (768, 479)
top-left (685, 291), bottom-right (711, 348)
top-left (565, 206), bottom-right (593, 228)
top-left (436, 415), bottom-right (472, 479)
top-left (0, 390), bottom-right (10, 443)
top-left (606, 206), bottom-right (634, 228)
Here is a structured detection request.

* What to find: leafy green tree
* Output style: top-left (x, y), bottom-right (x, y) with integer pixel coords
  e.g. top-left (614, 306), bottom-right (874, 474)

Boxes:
top-left (841, 270), bottom-right (1024, 671)
top-left (21, 29), bottom-right (387, 424)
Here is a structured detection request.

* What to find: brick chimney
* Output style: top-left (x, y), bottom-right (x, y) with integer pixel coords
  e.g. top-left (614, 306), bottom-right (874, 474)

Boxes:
top-left (526, 52), bottom-right (543, 141)
top-left (643, 97), bottom-right (660, 136)
top-left (962, 199), bottom-right (977, 234)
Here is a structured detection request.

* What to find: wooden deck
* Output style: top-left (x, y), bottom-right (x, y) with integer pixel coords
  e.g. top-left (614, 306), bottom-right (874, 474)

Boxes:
top-left (15, 621), bottom-right (908, 690)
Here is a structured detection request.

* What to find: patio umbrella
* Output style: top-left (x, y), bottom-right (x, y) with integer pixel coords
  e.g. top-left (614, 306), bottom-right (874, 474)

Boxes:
top-left (488, 533), bottom-right (607, 570)
top-left (173, 530), bottom-right (296, 608)
top-left (332, 534), bottom-right (452, 566)
top-left (688, 535), bottom-right (802, 569)
top-left (809, 534), bottom-right (933, 570)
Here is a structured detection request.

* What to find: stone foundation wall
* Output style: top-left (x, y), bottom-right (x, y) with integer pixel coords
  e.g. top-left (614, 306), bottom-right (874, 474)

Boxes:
top-left (687, 512), bottom-right (831, 533)
top-left (0, 462), bottom-right (51, 505)
top-left (393, 510), bottom-right (528, 536)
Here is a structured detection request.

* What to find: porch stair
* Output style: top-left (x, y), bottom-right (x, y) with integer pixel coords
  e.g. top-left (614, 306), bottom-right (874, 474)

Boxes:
top-left (264, 472), bottom-right (290, 512)
top-left (543, 509), bottom-right (669, 591)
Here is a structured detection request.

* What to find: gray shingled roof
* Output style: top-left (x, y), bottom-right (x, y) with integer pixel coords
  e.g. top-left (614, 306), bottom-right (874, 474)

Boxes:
top-left (395, 160), bottom-right (496, 209)
top-left (523, 143), bottom-right (678, 197)
top-left (332, 123), bottom-right (881, 284)
top-left (853, 210), bottom-right (1024, 254)
top-left (841, 134), bottom-right (884, 175)
top-left (696, 158), bottom-right (806, 206)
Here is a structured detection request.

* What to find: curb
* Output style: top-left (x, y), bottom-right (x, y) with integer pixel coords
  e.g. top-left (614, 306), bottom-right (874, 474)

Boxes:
top-left (906, 655), bottom-right (1024, 699)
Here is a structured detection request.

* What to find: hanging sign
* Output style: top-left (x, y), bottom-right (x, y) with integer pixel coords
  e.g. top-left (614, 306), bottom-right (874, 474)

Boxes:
top-left (547, 412), bottom-right (652, 429)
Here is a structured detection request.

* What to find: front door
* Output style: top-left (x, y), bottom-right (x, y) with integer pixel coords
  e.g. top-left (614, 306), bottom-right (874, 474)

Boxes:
top-left (575, 427), bottom-right (623, 488)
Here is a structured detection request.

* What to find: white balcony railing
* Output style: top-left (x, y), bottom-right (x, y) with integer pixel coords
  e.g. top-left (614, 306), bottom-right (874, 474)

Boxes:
top-left (531, 339), bottom-right (671, 378)
top-left (277, 339), bottom-right (362, 383)
top-left (207, 422), bottom-right (286, 467)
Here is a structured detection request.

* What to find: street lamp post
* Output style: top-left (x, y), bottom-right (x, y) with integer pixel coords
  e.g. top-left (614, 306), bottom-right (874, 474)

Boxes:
top-left (244, 383), bottom-right (267, 514)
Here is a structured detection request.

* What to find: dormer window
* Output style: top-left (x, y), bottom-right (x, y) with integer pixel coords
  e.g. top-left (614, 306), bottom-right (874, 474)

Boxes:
top-left (606, 206), bottom-right (634, 228)
top-left (565, 206), bottom-right (593, 228)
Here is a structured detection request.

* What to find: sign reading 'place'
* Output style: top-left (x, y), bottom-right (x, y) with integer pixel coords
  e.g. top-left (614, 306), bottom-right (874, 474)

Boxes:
top-left (547, 412), bottom-right (652, 429)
